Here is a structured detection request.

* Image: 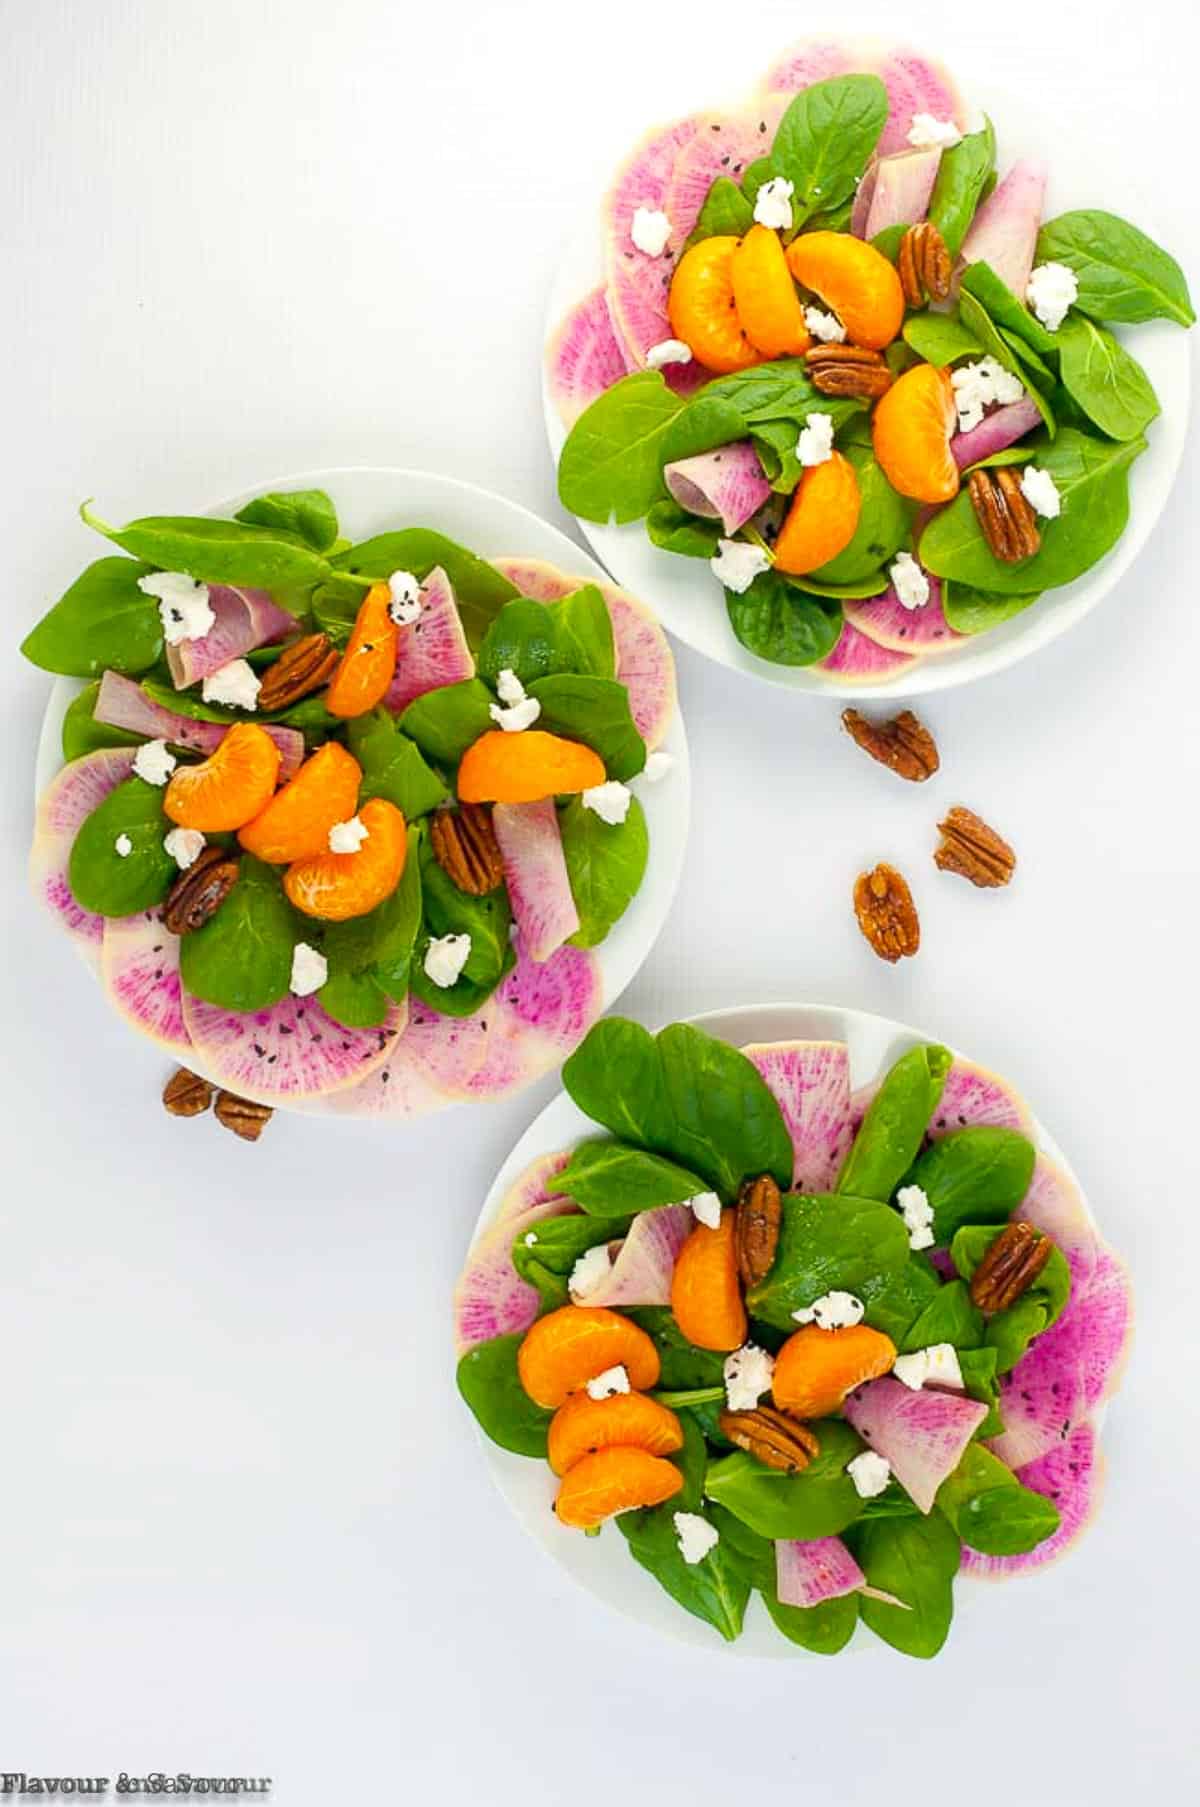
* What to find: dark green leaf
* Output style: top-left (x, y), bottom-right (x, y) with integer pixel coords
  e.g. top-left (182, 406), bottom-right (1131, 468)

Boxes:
top-left (836, 1044), bottom-right (952, 1202)
top-left (941, 581), bottom-right (1042, 634)
top-left (725, 570), bottom-right (843, 667)
top-left (558, 372), bottom-right (688, 524)
top-left (22, 557), bottom-right (162, 677)
top-left (66, 775), bottom-right (174, 915)
top-left (746, 1192), bottom-right (911, 1329)
top-left (645, 499), bottom-right (724, 558)
top-left (902, 310), bottom-right (984, 367)
top-left (901, 1127), bottom-right (1037, 1245)
top-left (936, 1443), bottom-right (1060, 1555)
top-left (617, 1422), bottom-right (752, 1643)
top-left (1035, 209), bottom-right (1195, 326)
top-left (456, 1333), bottom-right (553, 1458)
top-left (551, 1140), bottom-right (706, 1215)
top-left (559, 793), bottom-right (648, 947)
top-left (331, 529), bottom-right (518, 649)
top-left (928, 116), bottom-right (996, 257)
top-left (705, 1420), bottom-right (864, 1539)
top-left (398, 678), bottom-right (495, 767)
top-left (234, 488), bottom-right (339, 552)
top-left (477, 598), bottom-right (560, 687)
top-left (713, 1508), bottom-right (859, 1652)
top-left (408, 831), bottom-right (513, 1017)
top-left (960, 261), bottom-right (1058, 356)
top-left (526, 674), bottom-right (646, 781)
top-left (684, 175), bottom-right (754, 249)
top-left (810, 439), bottom-right (918, 584)
top-left (900, 1279), bottom-right (984, 1353)
top-left (178, 855), bottom-right (297, 1011)
top-left (511, 1210), bottom-right (635, 1310)
top-left (1055, 315), bottom-right (1160, 440)
top-left (850, 1513), bottom-right (960, 1658)
top-left (81, 502), bottom-right (331, 589)
top-left (61, 682), bottom-right (144, 760)
top-left (549, 585), bottom-right (616, 678)
top-left (346, 709), bottom-right (448, 818)
top-left (770, 75), bottom-right (889, 224)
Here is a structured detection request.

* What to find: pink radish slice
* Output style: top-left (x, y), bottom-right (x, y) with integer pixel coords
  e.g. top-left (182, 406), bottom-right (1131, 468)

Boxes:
top-left (94, 671), bottom-right (304, 777)
top-left (603, 116), bottom-right (700, 364)
top-left (545, 286), bottom-right (633, 425)
top-left (101, 906), bottom-right (190, 1058)
top-left (1020, 1157), bottom-right (1098, 1294)
top-left (568, 1203), bottom-right (693, 1308)
top-left (961, 1420), bottom-right (1101, 1579)
top-left (494, 1151), bottom-right (574, 1228)
top-left (662, 102), bottom-right (785, 244)
top-left (459, 938), bottom-right (602, 1101)
top-left (818, 621), bottom-right (919, 682)
top-left (385, 567), bottom-right (475, 714)
top-left (930, 1058), bottom-right (1035, 1138)
top-left (776, 1536), bottom-right (866, 1608)
top-left (762, 41), bottom-right (969, 158)
top-left (165, 586), bottom-right (297, 688)
top-left (454, 1196), bottom-right (578, 1355)
top-left (844, 575), bottom-right (963, 656)
top-left (850, 161), bottom-right (880, 237)
top-left (663, 443), bottom-right (771, 535)
top-left (863, 147), bottom-right (942, 237)
top-left (989, 1299), bottom-right (1089, 1470)
top-left (958, 160), bottom-right (1047, 302)
top-left (952, 398), bottom-right (1042, 469)
top-left (492, 799), bottom-right (580, 964)
top-left (181, 990), bottom-right (404, 1105)
top-left (400, 1004), bottom-right (493, 1097)
top-left (30, 747), bottom-right (138, 966)
top-left (844, 1377), bottom-right (988, 1513)
top-left (1078, 1248), bottom-right (1133, 1411)
top-left (741, 1040), bottom-right (855, 1191)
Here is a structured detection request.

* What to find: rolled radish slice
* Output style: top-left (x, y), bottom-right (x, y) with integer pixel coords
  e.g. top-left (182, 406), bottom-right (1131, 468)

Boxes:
top-left (951, 397), bottom-right (1043, 469)
top-left (863, 147), bottom-right (942, 239)
top-left (95, 670), bottom-right (304, 777)
top-left (844, 1376), bottom-right (988, 1513)
top-left (776, 1536), bottom-right (866, 1609)
top-left (568, 1204), bottom-right (694, 1309)
top-left (385, 568), bottom-right (474, 714)
top-left (958, 160), bottom-right (1047, 301)
top-left (493, 798), bottom-right (580, 965)
top-left (166, 585), bottom-right (297, 689)
top-left (663, 443), bottom-right (772, 534)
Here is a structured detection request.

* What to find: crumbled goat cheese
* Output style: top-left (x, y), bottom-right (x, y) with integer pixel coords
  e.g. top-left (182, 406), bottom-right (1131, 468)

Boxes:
top-left (585, 1363), bottom-right (630, 1401)
top-left (138, 571), bottom-right (215, 644)
top-left (163, 827), bottom-right (205, 870)
top-left (489, 694), bottom-right (542, 732)
top-left (201, 658), bottom-right (260, 712)
top-left (328, 814), bottom-right (369, 854)
top-left (1020, 465), bottom-right (1062, 519)
top-left (753, 175), bottom-right (795, 231)
top-left (569, 1241), bottom-right (614, 1300)
top-left (290, 941), bottom-right (328, 997)
top-left (387, 569), bottom-right (423, 625)
top-left (495, 667), bottom-right (527, 706)
top-left (792, 1290), bottom-right (866, 1330)
top-left (907, 113), bottom-right (963, 150)
top-left (631, 207), bottom-right (672, 256)
top-left (847, 1450), bottom-right (892, 1498)
top-left (797, 410), bottom-right (836, 467)
top-left (645, 338), bottom-right (693, 369)
top-left (423, 932), bottom-right (472, 989)
top-left (893, 1342), bottom-right (964, 1391)
top-left (710, 539), bottom-right (771, 594)
top-left (673, 1511), bottom-right (720, 1565)
top-left (114, 833), bottom-right (133, 858)
top-left (950, 357), bottom-right (1026, 433)
top-left (689, 1191), bottom-right (722, 1230)
top-left (890, 551), bottom-right (931, 611)
top-left (724, 1343), bottom-right (775, 1411)
top-left (581, 781), bottom-right (632, 826)
top-left (804, 305), bottom-right (847, 344)
top-left (640, 751), bottom-right (674, 782)
top-left (1026, 260), bottom-right (1078, 332)
top-left (132, 738), bottom-right (177, 786)
top-left (523, 1231), bottom-right (538, 1247)
top-left (896, 1183), bottom-right (935, 1251)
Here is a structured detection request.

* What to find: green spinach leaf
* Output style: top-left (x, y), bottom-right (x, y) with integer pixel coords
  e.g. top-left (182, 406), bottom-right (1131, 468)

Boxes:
top-left (512, 1210), bottom-right (635, 1310)
top-left (61, 682), bottom-right (144, 760)
top-left (770, 75), bottom-right (889, 225)
top-left (559, 793), bottom-right (648, 948)
top-left (849, 1512), bottom-right (960, 1657)
top-left (549, 585), bottom-right (616, 678)
top-left (408, 832), bottom-right (513, 1016)
top-left (179, 854), bottom-right (297, 1010)
top-left (936, 1443), bottom-right (1060, 1555)
top-left (836, 1043), bottom-right (952, 1202)
top-left (81, 502), bottom-right (331, 589)
top-left (711, 1507), bottom-right (859, 1653)
top-left (810, 439), bottom-right (917, 583)
top-left (725, 570), bottom-right (843, 667)
top-left (684, 175), bottom-right (754, 248)
top-left (617, 1420), bottom-right (751, 1642)
top-left (941, 581), bottom-right (1042, 634)
top-left (526, 675), bottom-right (646, 781)
top-left (1055, 314), bottom-right (1160, 441)
top-left (234, 488), bottom-right (339, 552)
top-left (705, 1420), bottom-right (864, 1539)
top-left (900, 1279), bottom-right (984, 1353)
top-left (960, 261), bottom-right (1058, 356)
top-left (456, 1333), bottom-right (553, 1458)
top-left (66, 775), bottom-right (174, 915)
top-left (746, 1192), bottom-right (911, 1329)
top-left (398, 678), bottom-right (495, 768)
top-left (558, 372), bottom-right (688, 524)
top-left (22, 557), bottom-right (162, 677)
top-left (901, 1126), bottom-right (1037, 1245)
top-left (928, 116), bottom-right (996, 257)
top-left (902, 310), bottom-right (984, 367)
top-left (1035, 209), bottom-right (1195, 326)
top-left (346, 709), bottom-right (448, 818)
top-left (552, 1140), bottom-right (706, 1215)
top-left (331, 530), bottom-right (518, 648)
top-left (645, 499), bottom-right (724, 558)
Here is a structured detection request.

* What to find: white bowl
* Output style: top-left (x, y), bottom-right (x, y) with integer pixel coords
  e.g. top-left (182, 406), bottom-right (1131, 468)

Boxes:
top-left (35, 466), bottom-right (690, 1116)
top-left (464, 1000), bottom-right (1097, 1656)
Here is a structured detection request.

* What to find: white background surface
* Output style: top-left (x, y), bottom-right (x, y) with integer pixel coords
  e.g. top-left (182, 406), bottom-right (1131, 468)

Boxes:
top-left (1, 0), bottom-right (1196, 1800)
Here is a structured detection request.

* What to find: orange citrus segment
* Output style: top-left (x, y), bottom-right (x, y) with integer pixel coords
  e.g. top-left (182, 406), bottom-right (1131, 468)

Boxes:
top-left (547, 1391), bottom-right (684, 1477)
top-left (772, 1323), bottom-right (897, 1418)
top-left (667, 236), bottom-right (761, 374)
top-left (237, 740), bottom-right (363, 863)
top-left (325, 582), bottom-right (398, 719)
top-left (163, 722), bottom-right (282, 833)
top-left (773, 450), bottom-right (862, 575)
top-left (517, 1305), bottom-right (661, 1409)
top-left (670, 1211), bottom-right (747, 1353)
top-left (554, 1446), bottom-right (684, 1530)
top-left (731, 224), bottom-right (811, 358)
top-left (785, 231), bottom-right (905, 351)
top-left (282, 796), bottom-right (407, 921)
top-left (871, 362), bottom-right (960, 504)
top-left (457, 730), bottom-right (605, 805)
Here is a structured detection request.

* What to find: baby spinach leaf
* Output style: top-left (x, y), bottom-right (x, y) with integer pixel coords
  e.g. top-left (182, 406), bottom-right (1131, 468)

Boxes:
top-left (1035, 209), bottom-right (1195, 326)
top-left (659, 394), bottom-right (753, 466)
top-left (563, 1017), bottom-right (672, 1150)
top-left (398, 678), bottom-right (495, 768)
top-left (22, 557), bottom-right (162, 677)
top-left (958, 1345), bottom-right (1003, 1435)
top-left (711, 1507), bottom-right (859, 1654)
top-left (747, 1193), bottom-right (911, 1329)
top-left (1000, 329), bottom-right (1056, 390)
top-left (456, 1333), bottom-right (553, 1458)
top-left (626, 1308), bottom-right (726, 1392)
top-left (408, 832), bottom-right (512, 1017)
top-left (870, 223), bottom-right (908, 265)
top-left (928, 116), bottom-right (996, 257)
top-left (785, 570), bottom-right (889, 600)
top-left (770, 75), bottom-right (889, 225)
top-left (179, 855), bottom-right (297, 1011)
top-left (862, 1254), bottom-right (944, 1344)
top-left (684, 174), bottom-right (754, 248)
top-left (559, 793), bottom-right (648, 948)
top-left (331, 529), bottom-right (518, 649)
top-left (951, 1224), bottom-right (1071, 1373)
top-left (740, 155), bottom-right (775, 207)
top-left (936, 1443), bottom-right (1060, 1555)
top-left (66, 775), bottom-right (175, 916)
top-left (477, 598), bottom-right (560, 687)
top-left (901, 1127), bottom-right (1037, 1245)
top-left (849, 1512), bottom-right (960, 1658)
top-left (957, 289), bottom-right (1057, 436)
top-left (960, 261), bottom-right (1058, 356)
top-left (526, 675), bottom-right (646, 781)
top-left (900, 1279), bottom-right (984, 1353)
top-left (837, 1043), bottom-right (952, 1202)
top-left (234, 488), bottom-right (339, 552)
top-left (810, 440), bottom-right (917, 584)
top-left (317, 826), bottom-right (422, 1018)
top-left (512, 1210), bottom-right (635, 1310)
top-left (551, 1140), bottom-right (706, 1215)
top-left (725, 570), bottom-right (843, 667)
top-left (81, 503), bottom-right (331, 589)
top-left (61, 682), bottom-right (144, 760)
top-left (558, 372), bottom-right (688, 524)
top-left (618, 1422), bottom-right (752, 1643)
top-left (645, 499), bottom-right (724, 558)
top-left (1055, 314), bottom-right (1160, 441)
top-left (902, 309), bottom-right (984, 367)
top-left (549, 585), bottom-right (616, 679)
top-left (705, 1420), bottom-right (864, 1540)
top-left (941, 581), bottom-right (1042, 634)
top-left (346, 709), bottom-right (448, 818)
top-left (317, 966), bottom-right (391, 1029)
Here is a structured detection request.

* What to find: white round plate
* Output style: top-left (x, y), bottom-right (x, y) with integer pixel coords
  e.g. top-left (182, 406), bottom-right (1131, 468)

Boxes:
top-left (35, 467), bottom-right (691, 1116)
top-left (465, 1000), bottom-right (1097, 1657)
top-left (542, 71), bottom-right (1191, 699)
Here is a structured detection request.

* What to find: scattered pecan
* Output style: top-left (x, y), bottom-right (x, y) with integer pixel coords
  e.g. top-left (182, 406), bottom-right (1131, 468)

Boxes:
top-left (213, 1091), bottom-right (273, 1143)
top-left (163, 846), bottom-right (241, 935)
top-left (255, 633), bottom-right (340, 712)
top-left (935, 806), bottom-right (1016, 888)
top-left (898, 221), bottom-right (953, 307)
top-left (969, 1221), bottom-right (1054, 1316)
top-left (429, 803), bottom-right (504, 895)
top-left (967, 466), bottom-right (1041, 564)
top-left (162, 1066), bottom-right (214, 1118)
top-left (735, 1174), bottom-right (782, 1288)
top-left (804, 342), bottom-right (893, 399)
top-left (842, 708), bottom-right (939, 783)
top-left (719, 1407), bottom-right (820, 1474)
top-left (853, 862), bottom-right (920, 963)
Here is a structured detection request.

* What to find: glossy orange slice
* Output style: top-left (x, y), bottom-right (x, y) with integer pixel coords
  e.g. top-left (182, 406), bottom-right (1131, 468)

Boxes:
top-left (667, 236), bottom-right (760, 374)
top-left (785, 231), bottom-right (905, 351)
top-left (162, 722), bottom-right (281, 833)
top-left (773, 450), bottom-right (862, 574)
top-left (731, 224), bottom-right (811, 358)
top-left (282, 796), bottom-right (407, 921)
top-left (325, 583), bottom-right (399, 719)
top-left (238, 741), bottom-right (363, 863)
top-left (871, 362), bottom-right (960, 504)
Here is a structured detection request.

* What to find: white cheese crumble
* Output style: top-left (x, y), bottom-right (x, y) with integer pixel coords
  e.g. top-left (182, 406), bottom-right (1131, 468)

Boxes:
top-left (689, 1191), bottom-right (722, 1230)
top-left (640, 751), bottom-right (674, 783)
top-left (422, 932), bottom-right (471, 989)
top-left (710, 538), bottom-right (771, 594)
top-left (581, 781), bottom-right (632, 826)
top-left (387, 569), bottom-right (422, 625)
top-left (893, 1343), bottom-right (964, 1392)
top-left (724, 1343), bottom-right (775, 1412)
top-left (804, 305), bottom-right (847, 344)
top-left (132, 737), bottom-right (177, 786)
top-left (797, 410), bottom-right (836, 467)
top-left (114, 833), bottom-right (133, 858)
top-left (1020, 465), bottom-right (1062, 519)
top-left (163, 826), bottom-right (205, 869)
top-left (1026, 260), bottom-right (1078, 332)
top-left (907, 113), bottom-right (963, 150)
top-left (523, 1231), bottom-right (538, 1247)
top-left (792, 1290), bottom-right (866, 1330)
top-left (645, 338), bottom-right (693, 370)
top-left (753, 175), bottom-right (795, 231)
top-left (201, 658), bottom-right (261, 712)
top-left (847, 1449), bottom-right (892, 1498)
top-left (489, 692), bottom-right (542, 732)
top-left (890, 551), bottom-right (931, 612)
top-left (138, 571), bottom-right (215, 644)
top-left (290, 941), bottom-right (328, 997)
top-left (630, 206), bottom-right (672, 256)
top-left (569, 1241), bottom-right (614, 1300)
top-left (950, 357), bottom-right (1026, 433)
top-left (673, 1511), bottom-right (720, 1565)
top-left (328, 814), bottom-right (369, 854)
top-left (585, 1363), bottom-right (630, 1401)
top-left (495, 667), bottom-right (526, 706)
top-left (896, 1183), bottom-right (935, 1251)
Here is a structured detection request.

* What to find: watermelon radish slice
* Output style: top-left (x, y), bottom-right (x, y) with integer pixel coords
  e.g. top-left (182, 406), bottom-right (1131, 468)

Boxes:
top-left (990, 1298), bottom-right (1088, 1470)
top-left (844, 1376), bottom-right (988, 1513)
top-left (850, 162), bottom-right (880, 237)
top-left (101, 906), bottom-right (191, 1058)
top-left (662, 102), bottom-right (784, 244)
top-left (760, 39), bottom-right (858, 94)
top-left (961, 1420), bottom-right (1100, 1579)
top-left (181, 990), bottom-right (403, 1105)
top-left (863, 147), bottom-right (942, 238)
top-left (761, 41), bottom-right (969, 158)
top-left (1078, 1248), bottom-right (1133, 1411)
top-left (929, 1057), bottom-right (1035, 1138)
top-left (494, 1150), bottom-right (574, 1228)
top-left (952, 398), bottom-right (1043, 470)
top-left (604, 116), bottom-right (700, 365)
top-left (385, 567), bottom-right (475, 714)
top-left (818, 621), bottom-right (919, 682)
top-left (95, 671), bottom-right (304, 777)
top-left (958, 160), bottom-right (1047, 301)
top-left (569, 1203), bottom-right (693, 1308)
top-left (460, 937), bottom-right (603, 1101)
top-left (742, 1040), bottom-right (855, 1190)
top-left (1021, 1157), bottom-right (1098, 1293)
top-left (663, 443), bottom-right (772, 535)
top-left (776, 1535), bottom-right (866, 1608)
top-left (454, 1195), bottom-right (578, 1355)
top-left (30, 747), bottom-right (138, 967)
top-left (493, 799), bottom-right (580, 964)
top-left (397, 1004), bottom-right (493, 1097)
top-left (165, 585), bottom-right (297, 689)
top-left (546, 286), bottom-right (633, 425)
top-left (308, 1006), bottom-right (467, 1120)
top-left (844, 575), bottom-right (963, 657)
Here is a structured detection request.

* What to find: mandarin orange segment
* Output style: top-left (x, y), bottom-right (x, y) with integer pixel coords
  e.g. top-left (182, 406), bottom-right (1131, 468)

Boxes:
top-left (771, 1323), bottom-right (897, 1419)
top-left (871, 362), bottom-right (960, 504)
top-left (785, 231), bottom-right (905, 352)
top-left (547, 1391), bottom-right (684, 1477)
top-left (282, 796), bottom-right (407, 922)
top-left (554, 1446), bottom-right (684, 1530)
top-left (457, 729), bottom-right (605, 805)
top-left (517, 1305), bottom-right (661, 1409)
top-left (163, 722), bottom-right (282, 833)
top-left (669, 1212), bottom-right (747, 1353)
top-left (237, 741), bottom-right (363, 863)
top-left (325, 582), bottom-right (399, 719)
top-left (731, 224), bottom-right (811, 359)
top-left (667, 236), bottom-right (760, 375)
top-left (773, 450), bottom-right (862, 575)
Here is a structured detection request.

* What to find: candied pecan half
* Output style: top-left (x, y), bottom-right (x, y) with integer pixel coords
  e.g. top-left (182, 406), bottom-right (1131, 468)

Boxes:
top-left (898, 221), bottom-right (953, 307)
top-left (735, 1174), bottom-right (782, 1288)
top-left (842, 708), bottom-right (939, 782)
top-left (935, 806), bottom-right (1016, 888)
top-left (163, 846), bottom-right (240, 935)
top-left (429, 803), bottom-right (505, 895)
top-left (213, 1091), bottom-right (273, 1143)
top-left (256, 633), bottom-right (340, 712)
top-left (719, 1407), bottom-right (820, 1474)
top-left (853, 862), bottom-right (920, 962)
top-left (162, 1067), bottom-right (214, 1118)
top-left (804, 342), bottom-right (893, 399)
top-left (969, 1221), bottom-right (1054, 1315)
top-left (967, 466), bottom-right (1041, 564)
